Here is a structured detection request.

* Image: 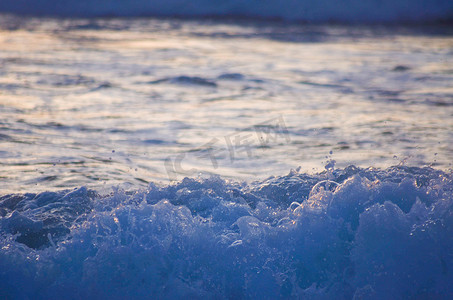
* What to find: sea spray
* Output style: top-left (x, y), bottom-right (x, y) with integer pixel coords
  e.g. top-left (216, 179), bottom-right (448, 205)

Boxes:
top-left (1, 165), bottom-right (452, 298)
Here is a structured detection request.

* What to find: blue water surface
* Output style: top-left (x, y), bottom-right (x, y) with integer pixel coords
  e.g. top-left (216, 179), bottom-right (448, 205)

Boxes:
top-left (1, 165), bottom-right (452, 299)
top-left (1, 0), bottom-right (453, 23)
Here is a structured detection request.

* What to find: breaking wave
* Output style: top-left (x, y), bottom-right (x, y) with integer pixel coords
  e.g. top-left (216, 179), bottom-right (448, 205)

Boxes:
top-left (1, 165), bottom-right (452, 299)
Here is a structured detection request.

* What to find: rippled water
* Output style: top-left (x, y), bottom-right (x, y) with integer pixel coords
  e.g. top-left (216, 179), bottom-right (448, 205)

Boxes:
top-left (1, 15), bottom-right (453, 299)
top-left (0, 16), bottom-right (452, 194)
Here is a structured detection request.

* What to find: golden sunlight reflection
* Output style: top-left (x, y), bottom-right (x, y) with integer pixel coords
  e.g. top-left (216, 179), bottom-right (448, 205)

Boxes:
top-left (0, 19), bottom-right (452, 192)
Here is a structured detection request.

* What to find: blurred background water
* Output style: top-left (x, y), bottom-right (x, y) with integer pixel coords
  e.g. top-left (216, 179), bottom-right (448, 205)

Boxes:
top-left (0, 16), bottom-right (452, 194)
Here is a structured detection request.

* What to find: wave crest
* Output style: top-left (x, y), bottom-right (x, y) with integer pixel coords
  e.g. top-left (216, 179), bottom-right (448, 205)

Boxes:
top-left (1, 165), bottom-right (452, 298)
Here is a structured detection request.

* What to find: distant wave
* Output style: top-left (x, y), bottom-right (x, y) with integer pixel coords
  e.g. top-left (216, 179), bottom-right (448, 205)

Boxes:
top-left (1, 0), bottom-right (453, 23)
top-left (1, 165), bottom-right (452, 298)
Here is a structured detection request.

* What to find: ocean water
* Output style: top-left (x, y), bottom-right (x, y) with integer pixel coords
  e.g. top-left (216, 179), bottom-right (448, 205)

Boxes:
top-left (1, 0), bottom-right (453, 23)
top-left (0, 11), bottom-right (453, 300)
top-left (1, 167), bottom-right (453, 299)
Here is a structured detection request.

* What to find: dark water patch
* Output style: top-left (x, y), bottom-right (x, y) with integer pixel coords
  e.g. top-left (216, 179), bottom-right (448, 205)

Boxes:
top-left (35, 175), bottom-right (59, 183)
top-left (108, 128), bottom-right (133, 134)
top-left (299, 80), bottom-right (345, 89)
top-left (0, 133), bottom-right (13, 141)
top-left (200, 94), bottom-right (243, 103)
top-left (355, 140), bottom-right (378, 145)
top-left (90, 81), bottom-right (114, 91)
top-left (376, 89), bottom-right (402, 97)
top-left (415, 76), bottom-right (432, 81)
top-left (217, 73), bottom-right (245, 80)
top-left (249, 78), bottom-right (265, 83)
top-left (0, 82), bottom-right (31, 91)
top-left (334, 141), bottom-right (351, 150)
top-left (142, 139), bottom-right (168, 145)
top-left (425, 99), bottom-right (453, 106)
top-left (36, 74), bottom-right (96, 87)
top-left (298, 80), bottom-right (353, 93)
top-left (292, 127), bottom-right (335, 137)
top-left (83, 156), bottom-right (114, 164)
top-left (134, 177), bottom-right (149, 184)
top-left (392, 65), bottom-right (411, 72)
top-left (15, 120), bottom-right (104, 133)
top-left (242, 85), bottom-right (265, 91)
top-left (385, 98), bottom-right (407, 103)
top-left (149, 76), bottom-right (217, 87)
top-left (167, 120), bottom-right (192, 130)
top-left (311, 143), bottom-right (333, 148)
top-left (1, 57), bottom-right (50, 66)
top-left (334, 144), bottom-right (350, 150)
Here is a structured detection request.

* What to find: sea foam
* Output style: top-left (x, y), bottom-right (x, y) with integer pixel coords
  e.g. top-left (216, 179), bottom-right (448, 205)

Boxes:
top-left (1, 165), bottom-right (452, 299)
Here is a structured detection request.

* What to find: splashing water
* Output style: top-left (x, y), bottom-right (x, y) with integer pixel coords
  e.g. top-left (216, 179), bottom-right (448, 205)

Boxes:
top-left (1, 165), bottom-right (452, 299)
